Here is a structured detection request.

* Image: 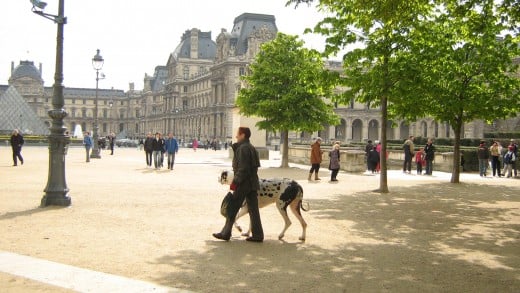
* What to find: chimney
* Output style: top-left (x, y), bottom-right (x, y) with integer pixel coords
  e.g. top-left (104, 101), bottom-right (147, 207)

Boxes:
top-left (129, 82), bottom-right (135, 91)
top-left (11, 61), bottom-right (14, 74)
top-left (190, 28), bottom-right (199, 59)
top-left (39, 63), bottom-right (43, 75)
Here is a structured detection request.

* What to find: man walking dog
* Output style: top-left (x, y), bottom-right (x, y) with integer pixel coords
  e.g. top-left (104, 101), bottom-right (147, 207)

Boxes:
top-left (213, 127), bottom-right (264, 242)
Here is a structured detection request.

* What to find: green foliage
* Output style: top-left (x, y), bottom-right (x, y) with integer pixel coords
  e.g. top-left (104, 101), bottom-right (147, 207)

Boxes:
top-left (237, 32), bottom-right (340, 133)
top-left (393, 1), bottom-right (520, 127)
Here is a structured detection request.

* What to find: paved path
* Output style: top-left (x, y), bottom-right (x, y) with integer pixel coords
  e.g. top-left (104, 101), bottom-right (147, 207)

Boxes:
top-left (0, 145), bottom-right (518, 292)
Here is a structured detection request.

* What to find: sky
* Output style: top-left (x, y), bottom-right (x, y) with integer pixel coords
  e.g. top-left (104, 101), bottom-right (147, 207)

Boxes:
top-left (1, 0), bottom-right (336, 91)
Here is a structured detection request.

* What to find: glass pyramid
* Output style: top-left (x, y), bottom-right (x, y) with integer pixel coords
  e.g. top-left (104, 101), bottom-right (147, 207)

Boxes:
top-left (0, 86), bottom-right (49, 135)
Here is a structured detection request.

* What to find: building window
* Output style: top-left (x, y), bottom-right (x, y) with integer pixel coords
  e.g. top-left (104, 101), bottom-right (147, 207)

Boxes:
top-left (183, 66), bottom-right (189, 80)
top-left (239, 67), bottom-right (245, 76)
top-left (82, 109), bottom-right (87, 118)
top-left (72, 99), bottom-right (75, 104)
top-left (183, 86), bottom-right (188, 93)
top-left (83, 99), bottom-right (86, 104)
top-left (103, 109), bottom-right (107, 118)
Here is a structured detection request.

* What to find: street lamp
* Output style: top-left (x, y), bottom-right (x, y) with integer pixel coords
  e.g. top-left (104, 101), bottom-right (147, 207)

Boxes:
top-left (31, 0), bottom-right (71, 207)
top-left (90, 49), bottom-right (104, 158)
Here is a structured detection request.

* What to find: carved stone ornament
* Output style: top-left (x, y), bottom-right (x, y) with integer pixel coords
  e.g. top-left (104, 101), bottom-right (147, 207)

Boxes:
top-left (251, 25), bottom-right (275, 42)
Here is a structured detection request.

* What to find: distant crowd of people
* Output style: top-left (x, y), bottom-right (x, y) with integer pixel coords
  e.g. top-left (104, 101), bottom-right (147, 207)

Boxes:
top-left (477, 139), bottom-right (518, 178)
top-left (306, 134), bottom-right (517, 182)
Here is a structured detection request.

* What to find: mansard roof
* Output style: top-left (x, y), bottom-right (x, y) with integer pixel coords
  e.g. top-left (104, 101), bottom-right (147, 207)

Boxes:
top-left (172, 29), bottom-right (217, 60)
top-left (230, 13), bottom-right (277, 55)
top-left (9, 60), bottom-right (43, 82)
top-left (151, 66), bottom-right (168, 92)
top-left (0, 86), bottom-right (49, 135)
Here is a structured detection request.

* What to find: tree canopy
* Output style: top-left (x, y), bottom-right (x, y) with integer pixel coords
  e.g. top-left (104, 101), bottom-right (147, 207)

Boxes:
top-left (288, 0), bottom-right (519, 186)
top-left (237, 32), bottom-right (339, 167)
top-left (391, 0), bottom-right (520, 182)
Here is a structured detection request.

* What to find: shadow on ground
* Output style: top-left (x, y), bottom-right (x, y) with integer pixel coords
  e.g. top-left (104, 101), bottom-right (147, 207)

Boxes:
top-left (150, 182), bottom-right (519, 292)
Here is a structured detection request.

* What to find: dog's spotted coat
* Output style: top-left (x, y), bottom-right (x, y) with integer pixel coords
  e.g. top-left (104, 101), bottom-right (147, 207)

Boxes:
top-left (219, 170), bottom-right (307, 241)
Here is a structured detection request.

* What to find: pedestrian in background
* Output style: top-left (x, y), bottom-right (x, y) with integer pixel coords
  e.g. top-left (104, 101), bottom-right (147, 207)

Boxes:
top-left (364, 139), bottom-right (373, 173)
top-left (367, 146), bottom-right (380, 174)
top-left (424, 138), bottom-right (436, 175)
top-left (152, 132), bottom-right (165, 169)
top-left (10, 129), bottom-right (24, 166)
top-left (328, 142), bottom-right (340, 182)
top-left (477, 140), bottom-right (490, 177)
top-left (108, 132), bottom-right (115, 155)
top-left (164, 132), bottom-right (179, 170)
top-left (509, 139), bottom-right (518, 177)
top-left (489, 141), bottom-right (502, 177)
top-left (308, 137), bottom-right (323, 181)
top-left (83, 131), bottom-right (92, 163)
top-left (415, 147), bottom-right (425, 175)
top-left (503, 145), bottom-right (516, 178)
top-left (402, 136), bottom-right (415, 174)
top-left (144, 132), bottom-right (154, 167)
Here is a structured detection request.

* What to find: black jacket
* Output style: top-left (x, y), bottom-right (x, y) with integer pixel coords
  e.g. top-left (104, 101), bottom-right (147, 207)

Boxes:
top-left (144, 137), bottom-right (154, 152)
top-left (424, 143), bottom-right (435, 161)
top-left (152, 138), bottom-right (165, 152)
top-left (231, 139), bottom-right (260, 192)
top-left (10, 134), bottom-right (24, 151)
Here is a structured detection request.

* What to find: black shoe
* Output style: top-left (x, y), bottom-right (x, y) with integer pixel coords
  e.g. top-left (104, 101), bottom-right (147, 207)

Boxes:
top-left (212, 232), bottom-right (230, 241)
top-left (246, 237), bottom-right (263, 242)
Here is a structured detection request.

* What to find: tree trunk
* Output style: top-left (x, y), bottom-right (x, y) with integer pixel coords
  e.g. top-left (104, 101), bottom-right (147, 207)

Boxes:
top-left (378, 96), bottom-right (389, 193)
top-left (450, 120), bottom-right (462, 183)
top-left (281, 130), bottom-right (289, 168)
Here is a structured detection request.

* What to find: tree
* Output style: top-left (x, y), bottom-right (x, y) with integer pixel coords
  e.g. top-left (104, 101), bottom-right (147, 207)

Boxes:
top-left (236, 32), bottom-right (339, 168)
top-left (392, 0), bottom-right (520, 183)
top-left (288, 0), bottom-right (433, 192)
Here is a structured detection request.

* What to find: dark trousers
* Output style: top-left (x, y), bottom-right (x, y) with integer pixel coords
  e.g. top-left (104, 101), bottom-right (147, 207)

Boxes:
top-left (309, 163), bottom-right (320, 174)
top-left (220, 189), bottom-right (263, 239)
top-left (425, 159), bottom-right (433, 175)
top-left (167, 152), bottom-right (176, 169)
top-left (145, 151), bottom-right (152, 166)
top-left (85, 147), bottom-right (90, 162)
top-left (416, 162), bottom-right (423, 174)
top-left (12, 148), bottom-right (23, 165)
top-left (330, 169), bottom-right (339, 180)
top-left (491, 156), bottom-right (501, 176)
top-left (403, 157), bottom-right (412, 172)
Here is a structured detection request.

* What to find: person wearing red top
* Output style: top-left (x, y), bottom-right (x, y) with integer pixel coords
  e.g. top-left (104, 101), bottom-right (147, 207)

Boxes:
top-left (415, 147), bottom-right (425, 175)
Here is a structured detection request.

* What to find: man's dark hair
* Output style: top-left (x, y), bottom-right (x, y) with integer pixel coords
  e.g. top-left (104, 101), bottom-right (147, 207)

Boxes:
top-left (367, 140), bottom-right (372, 144)
top-left (238, 127), bottom-right (251, 139)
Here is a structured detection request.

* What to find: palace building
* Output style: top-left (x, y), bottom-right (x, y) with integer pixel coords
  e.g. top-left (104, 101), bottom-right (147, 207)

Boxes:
top-left (1, 12), bottom-right (518, 144)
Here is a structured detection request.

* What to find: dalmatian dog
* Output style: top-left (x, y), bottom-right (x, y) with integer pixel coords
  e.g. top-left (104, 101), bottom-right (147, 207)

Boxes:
top-left (218, 170), bottom-right (308, 241)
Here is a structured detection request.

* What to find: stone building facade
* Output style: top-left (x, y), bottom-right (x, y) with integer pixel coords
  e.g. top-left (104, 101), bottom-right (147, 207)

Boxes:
top-left (2, 60), bottom-right (127, 137)
top-left (2, 13), bottom-right (518, 143)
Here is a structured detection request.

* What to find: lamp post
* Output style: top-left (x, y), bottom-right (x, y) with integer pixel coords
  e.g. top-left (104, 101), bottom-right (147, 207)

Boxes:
top-left (31, 0), bottom-right (71, 206)
top-left (90, 49), bottom-right (104, 158)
